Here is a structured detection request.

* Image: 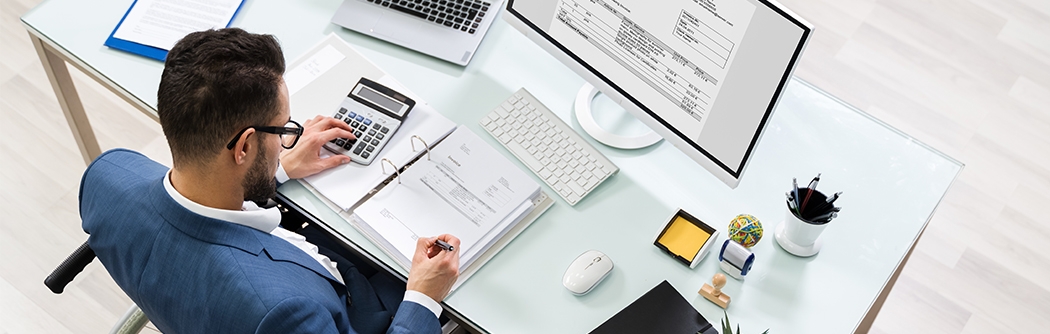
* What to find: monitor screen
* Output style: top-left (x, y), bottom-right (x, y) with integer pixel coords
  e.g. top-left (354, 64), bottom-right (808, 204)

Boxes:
top-left (506, 0), bottom-right (811, 186)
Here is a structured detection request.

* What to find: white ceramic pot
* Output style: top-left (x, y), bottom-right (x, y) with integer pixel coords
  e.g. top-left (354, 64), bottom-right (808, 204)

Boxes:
top-left (775, 207), bottom-right (828, 257)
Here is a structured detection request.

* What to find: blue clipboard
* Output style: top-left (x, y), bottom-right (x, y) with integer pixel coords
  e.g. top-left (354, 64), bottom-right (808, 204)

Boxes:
top-left (104, 0), bottom-right (246, 62)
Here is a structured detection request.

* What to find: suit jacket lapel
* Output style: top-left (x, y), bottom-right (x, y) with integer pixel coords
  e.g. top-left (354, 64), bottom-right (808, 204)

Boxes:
top-left (149, 178), bottom-right (345, 287)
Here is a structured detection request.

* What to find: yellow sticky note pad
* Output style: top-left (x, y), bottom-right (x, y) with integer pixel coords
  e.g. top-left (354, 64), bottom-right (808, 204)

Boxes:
top-left (655, 209), bottom-right (719, 268)
top-left (658, 216), bottom-right (712, 262)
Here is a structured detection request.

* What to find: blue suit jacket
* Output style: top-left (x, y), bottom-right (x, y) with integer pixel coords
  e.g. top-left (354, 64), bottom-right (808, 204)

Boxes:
top-left (80, 149), bottom-right (439, 334)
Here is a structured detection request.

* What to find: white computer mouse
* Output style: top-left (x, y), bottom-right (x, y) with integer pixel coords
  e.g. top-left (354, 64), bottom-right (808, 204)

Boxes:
top-left (562, 250), bottom-right (613, 295)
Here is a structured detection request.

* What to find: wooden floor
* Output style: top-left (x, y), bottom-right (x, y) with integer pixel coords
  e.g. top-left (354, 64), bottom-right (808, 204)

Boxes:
top-left (2, 0), bottom-right (1048, 332)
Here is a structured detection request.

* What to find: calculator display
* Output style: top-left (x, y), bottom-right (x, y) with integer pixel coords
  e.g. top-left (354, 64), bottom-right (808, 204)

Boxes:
top-left (357, 86), bottom-right (406, 116)
top-left (324, 77), bottom-right (416, 166)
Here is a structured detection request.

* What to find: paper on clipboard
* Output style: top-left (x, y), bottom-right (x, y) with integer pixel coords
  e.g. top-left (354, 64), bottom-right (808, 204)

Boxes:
top-left (112, 0), bottom-right (243, 51)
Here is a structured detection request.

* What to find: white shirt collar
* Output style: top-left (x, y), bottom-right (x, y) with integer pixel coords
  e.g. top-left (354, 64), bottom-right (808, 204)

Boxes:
top-left (163, 170), bottom-right (282, 233)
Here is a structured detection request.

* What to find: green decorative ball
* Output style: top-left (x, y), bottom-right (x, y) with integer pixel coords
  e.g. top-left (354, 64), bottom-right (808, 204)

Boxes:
top-left (728, 214), bottom-right (763, 248)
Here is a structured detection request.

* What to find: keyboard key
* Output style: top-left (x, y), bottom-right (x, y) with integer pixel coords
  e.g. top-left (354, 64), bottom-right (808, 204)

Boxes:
top-left (583, 177), bottom-right (599, 190)
top-left (539, 169), bottom-right (552, 179)
top-left (366, 145), bottom-right (375, 152)
top-left (371, 139), bottom-right (380, 145)
top-left (338, 107), bottom-right (347, 115)
top-left (353, 146), bottom-right (364, 154)
top-left (361, 152), bottom-right (370, 159)
top-left (376, 133), bottom-right (385, 140)
top-left (389, 3), bottom-right (428, 19)
top-left (354, 130), bottom-right (363, 137)
top-left (335, 138), bottom-right (346, 146)
top-left (567, 180), bottom-right (587, 196)
top-left (363, 136), bottom-right (372, 142)
top-left (566, 193), bottom-right (580, 204)
top-left (368, 130), bottom-right (376, 136)
top-left (348, 111), bottom-right (357, 118)
top-left (363, 119), bottom-right (372, 125)
top-left (381, 127), bottom-right (389, 133)
top-left (343, 141), bottom-right (355, 150)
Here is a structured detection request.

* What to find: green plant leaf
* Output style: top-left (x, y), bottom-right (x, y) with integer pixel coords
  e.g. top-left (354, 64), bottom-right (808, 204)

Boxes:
top-left (722, 311), bottom-right (733, 334)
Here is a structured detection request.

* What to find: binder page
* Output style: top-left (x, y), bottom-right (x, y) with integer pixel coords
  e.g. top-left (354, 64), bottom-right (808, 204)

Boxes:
top-left (112, 0), bottom-right (243, 50)
top-left (302, 75), bottom-right (457, 210)
top-left (355, 127), bottom-right (541, 268)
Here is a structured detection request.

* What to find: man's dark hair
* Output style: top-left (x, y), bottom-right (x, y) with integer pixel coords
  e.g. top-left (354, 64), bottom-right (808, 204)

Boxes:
top-left (158, 28), bottom-right (285, 166)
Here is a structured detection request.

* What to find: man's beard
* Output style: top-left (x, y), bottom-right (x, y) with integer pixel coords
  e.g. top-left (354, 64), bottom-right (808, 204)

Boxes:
top-left (243, 142), bottom-right (276, 203)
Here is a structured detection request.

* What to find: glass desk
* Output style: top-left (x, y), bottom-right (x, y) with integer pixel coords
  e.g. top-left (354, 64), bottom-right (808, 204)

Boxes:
top-left (24, 0), bottom-right (962, 332)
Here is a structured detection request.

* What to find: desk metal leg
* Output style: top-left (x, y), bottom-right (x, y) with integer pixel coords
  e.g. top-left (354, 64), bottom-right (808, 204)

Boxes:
top-left (29, 33), bottom-right (101, 166)
top-left (854, 229), bottom-right (926, 333)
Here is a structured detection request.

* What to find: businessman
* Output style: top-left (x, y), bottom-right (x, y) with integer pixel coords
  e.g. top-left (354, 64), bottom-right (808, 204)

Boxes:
top-left (81, 28), bottom-right (459, 333)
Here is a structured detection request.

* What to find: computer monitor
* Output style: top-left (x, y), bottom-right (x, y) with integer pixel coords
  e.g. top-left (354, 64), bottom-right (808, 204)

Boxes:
top-left (505, 0), bottom-right (812, 188)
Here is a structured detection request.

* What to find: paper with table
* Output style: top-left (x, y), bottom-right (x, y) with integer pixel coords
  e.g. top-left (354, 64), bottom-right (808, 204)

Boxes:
top-left (286, 34), bottom-right (554, 291)
top-left (105, 0), bottom-right (246, 61)
top-left (354, 127), bottom-right (541, 270)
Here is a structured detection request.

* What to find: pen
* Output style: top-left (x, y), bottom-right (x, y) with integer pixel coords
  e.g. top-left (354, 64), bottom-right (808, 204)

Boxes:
top-left (800, 173), bottom-right (821, 214)
top-left (811, 211), bottom-right (837, 223)
top-left (807, 173), bottom-right (821, 190)
top-left (826, 191), bottom-right (842, 205)
top-left (435, 239), bottom-right (455, 252)
top-left (792, 178), bottom-right (801, 209)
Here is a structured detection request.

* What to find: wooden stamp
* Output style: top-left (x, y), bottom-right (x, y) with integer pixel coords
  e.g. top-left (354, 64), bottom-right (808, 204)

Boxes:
top-left (699, 273), bottom-right (731, 308)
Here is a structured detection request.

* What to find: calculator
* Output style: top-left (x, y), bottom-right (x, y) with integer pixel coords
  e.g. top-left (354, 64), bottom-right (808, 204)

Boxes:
top-left (324, 78), bottom-right (415, 165)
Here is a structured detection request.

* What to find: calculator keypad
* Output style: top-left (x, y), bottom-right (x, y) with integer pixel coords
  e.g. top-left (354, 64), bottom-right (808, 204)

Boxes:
top-left (325, 107), bottom-right (397, 165)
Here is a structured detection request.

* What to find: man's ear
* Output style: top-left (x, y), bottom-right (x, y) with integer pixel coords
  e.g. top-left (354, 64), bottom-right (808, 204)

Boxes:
top-left (231, 128), bottom-right (255, 166)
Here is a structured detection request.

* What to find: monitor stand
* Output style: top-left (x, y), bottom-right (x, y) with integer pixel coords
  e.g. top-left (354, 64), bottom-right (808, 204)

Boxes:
top-left (574, 83), bottom-right (662, 149)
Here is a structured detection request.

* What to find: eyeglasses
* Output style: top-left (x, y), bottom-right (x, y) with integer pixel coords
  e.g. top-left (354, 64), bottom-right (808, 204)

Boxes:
top-left (226, 120), bottom-right (303, 150)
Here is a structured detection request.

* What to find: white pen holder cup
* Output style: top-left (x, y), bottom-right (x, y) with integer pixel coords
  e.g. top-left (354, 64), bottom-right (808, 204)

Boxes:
top-left (775, 207), bottom-right (828, 257)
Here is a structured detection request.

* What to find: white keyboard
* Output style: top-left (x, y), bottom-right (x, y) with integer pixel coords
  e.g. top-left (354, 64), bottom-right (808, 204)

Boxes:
top-left (480, 88), bottom-right (618, 206)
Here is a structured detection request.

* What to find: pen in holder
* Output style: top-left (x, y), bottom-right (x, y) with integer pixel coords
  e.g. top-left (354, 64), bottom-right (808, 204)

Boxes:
top-left (775, 175), bottom-right (842, 257)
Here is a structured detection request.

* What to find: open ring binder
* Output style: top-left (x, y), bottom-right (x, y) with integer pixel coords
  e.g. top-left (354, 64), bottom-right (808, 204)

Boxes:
top-left (381, 158), bottom-right (401, 184)
top-left (411, 135), bottom-right (431, 161)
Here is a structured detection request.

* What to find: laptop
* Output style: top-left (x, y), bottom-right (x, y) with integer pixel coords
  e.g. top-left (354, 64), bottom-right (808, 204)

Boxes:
top-left (331, 0), bottom-right (505, 66)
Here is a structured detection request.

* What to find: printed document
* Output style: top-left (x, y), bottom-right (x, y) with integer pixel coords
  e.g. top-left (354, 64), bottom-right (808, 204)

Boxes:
top-left (549, 0), bottom-right (755, 135)
top-left (354, 127), bottom-right (541, 269)
top-left (113, 0), bottom-right (243, 50)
